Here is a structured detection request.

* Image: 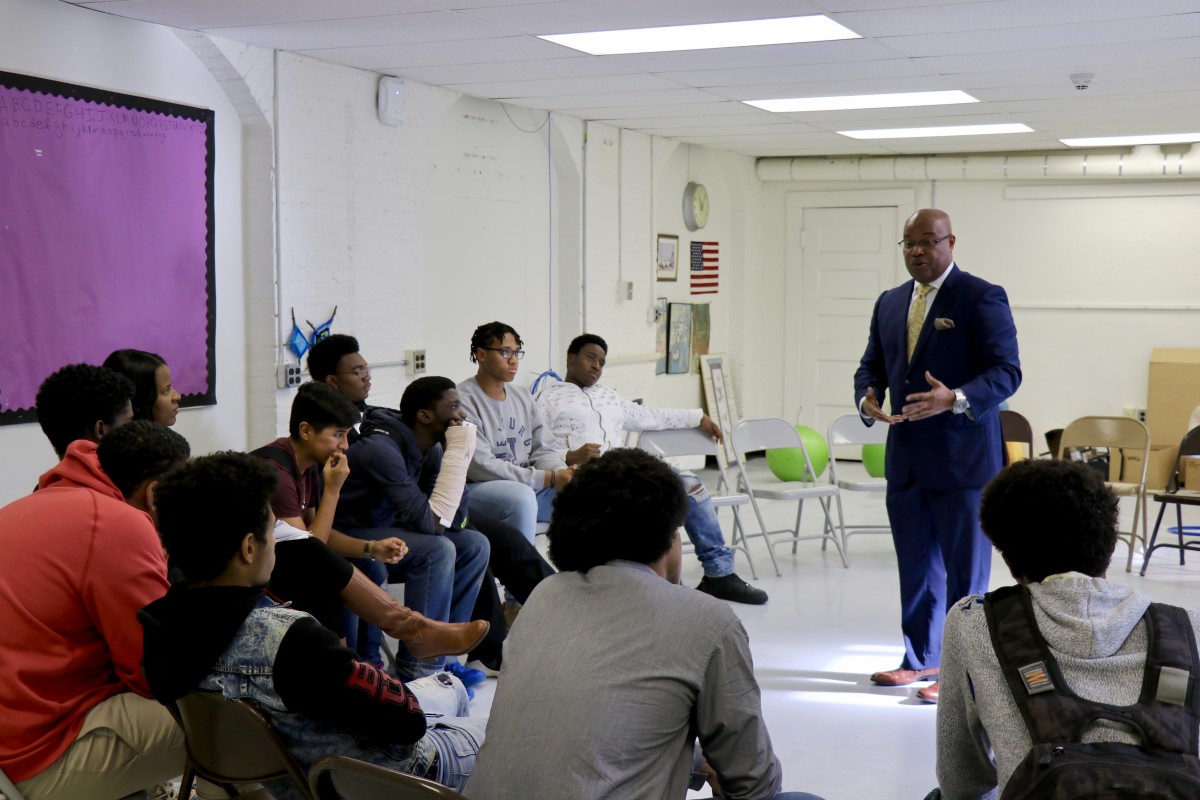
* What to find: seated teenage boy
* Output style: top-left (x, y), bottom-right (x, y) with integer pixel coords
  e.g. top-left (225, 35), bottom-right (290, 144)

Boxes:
top-left (140, 452), bottom-right (487, 798)
top-left (253, 382), bottom-right (488, 665)
top-left (336, 377), bottom-right (555, 674)
top-left (34, 363), bottom-right (134, 461)
top-left (0, 420), bottom-right (194, 800)
top-left (458, 321), bottom-right (573, 544)
top-left (536, 333), bottom-right (766, 605)
top-left (467, 449), bottom-right (821, 800)
top-left (308, 334), bottom-right (494, 676)
top-left (936, 458), bottom-right (1200, 798)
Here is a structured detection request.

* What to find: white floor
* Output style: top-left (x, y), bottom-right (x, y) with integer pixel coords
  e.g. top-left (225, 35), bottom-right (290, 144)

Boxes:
top-left (462, 459), bottom-right (1200, 800)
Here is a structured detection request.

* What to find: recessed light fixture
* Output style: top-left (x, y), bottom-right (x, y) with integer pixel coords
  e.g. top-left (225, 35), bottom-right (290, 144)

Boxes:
top-left (746, 90), bottom-right (978, 113)
top-left (1059, 133), bottom-right (1200, 147)
top-left (538, 15), bottom-right (860, 56)
top-left (839, 123), bottom-right (1034, 140)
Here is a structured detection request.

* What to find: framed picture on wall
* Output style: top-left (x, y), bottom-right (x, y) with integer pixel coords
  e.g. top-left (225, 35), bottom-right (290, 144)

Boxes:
top-left (700, 353), bottom-right (741, 467)
top-left (656, 234), bottom-right (679, 281)
top-left (655, 297), bottom-right (668, 375)
top-left (667, 302), bottom-right (692, 374)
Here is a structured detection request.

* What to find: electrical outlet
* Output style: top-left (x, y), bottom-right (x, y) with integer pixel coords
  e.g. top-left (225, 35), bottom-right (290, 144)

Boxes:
top-left (1122, 407), bottom-right (1147, 423)
top-left (405, 349), bottom-right (427, 376)
top-left (277, 362), bottom-right (303, 389)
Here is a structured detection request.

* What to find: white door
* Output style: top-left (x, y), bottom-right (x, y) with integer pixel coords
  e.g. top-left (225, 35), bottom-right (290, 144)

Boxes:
top-left (783, 191), bottom-right (913, 452)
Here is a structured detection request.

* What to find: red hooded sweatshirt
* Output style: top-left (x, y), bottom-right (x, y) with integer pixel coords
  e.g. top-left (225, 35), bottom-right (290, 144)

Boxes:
top-left (0, 440), bottom-right (170, 782)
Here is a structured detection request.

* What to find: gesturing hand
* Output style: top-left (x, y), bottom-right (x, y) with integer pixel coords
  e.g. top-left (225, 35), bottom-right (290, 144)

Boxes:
top-left (862, 387), bottom-right (902, 425)
top-left (901, 372), bottom-right (955, 421)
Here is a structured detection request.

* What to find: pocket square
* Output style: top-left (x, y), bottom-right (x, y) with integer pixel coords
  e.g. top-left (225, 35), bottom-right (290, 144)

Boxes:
top-left (934, 318), bottom-right (955, 330)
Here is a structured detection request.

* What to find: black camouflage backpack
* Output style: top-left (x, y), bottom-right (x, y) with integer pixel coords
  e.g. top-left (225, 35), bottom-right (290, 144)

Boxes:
top-left (985, 584), bottom-right (1200, 800)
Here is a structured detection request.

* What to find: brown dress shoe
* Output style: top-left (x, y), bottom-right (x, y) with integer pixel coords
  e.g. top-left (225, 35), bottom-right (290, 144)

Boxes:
top-left (870, 667), bottom-right (940, 686)
top-left (916, 681), bottom-right (940, 703)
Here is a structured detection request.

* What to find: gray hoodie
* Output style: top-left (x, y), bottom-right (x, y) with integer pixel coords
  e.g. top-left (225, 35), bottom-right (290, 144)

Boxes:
top-left (936, 573), bottom-right (1200, 800)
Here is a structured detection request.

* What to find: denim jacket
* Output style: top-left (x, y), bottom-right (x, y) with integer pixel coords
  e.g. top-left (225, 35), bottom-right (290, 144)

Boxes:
top-left (199, 598), bottom-right (435, 799)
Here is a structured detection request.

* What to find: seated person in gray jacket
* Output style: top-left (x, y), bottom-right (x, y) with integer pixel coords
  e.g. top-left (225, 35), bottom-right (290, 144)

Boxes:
top-left (466, 449), bottom-right (823, 800)
top-left (936, 458), bottom-right (1200, 798)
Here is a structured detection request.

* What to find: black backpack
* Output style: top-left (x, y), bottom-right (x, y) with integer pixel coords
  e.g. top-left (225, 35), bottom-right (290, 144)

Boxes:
top-left (985, 584), bottom-right (1200, 799)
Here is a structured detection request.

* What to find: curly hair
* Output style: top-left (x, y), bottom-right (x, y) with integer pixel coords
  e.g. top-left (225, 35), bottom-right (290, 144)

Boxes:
top-left (980, 459), bottom-right (1120, 582)
top-left (548, 448), bottom-right (686, 573)
top-left (102, 349), bottom-right (167, 422)
top-left (567, 333), bottom-right (607, 356)
top-left (400, 376), bottom-right (457, 428)
top-left (469, 321), bottom-right (522, 363)
top-left (306, 334), bottom-right (360, 382)
top-left (35, 364), bottom-right (135, 459)
top-left (289, 381), bottom-right (361, 438)
top-left (97, 420), bottom-right (190, 499)
top-left (155, 452), bottom-right (278, 583)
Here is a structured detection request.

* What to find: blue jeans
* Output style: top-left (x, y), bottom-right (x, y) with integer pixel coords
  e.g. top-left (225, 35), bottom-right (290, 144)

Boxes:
top-left (677, 469), bottom-right (735, 578)
top-left (350, 527), bottom-right (490, 679)
top-left (405, 673), bottom-right (487, 792)
top-left (465, 480), bottom-right (556, 544)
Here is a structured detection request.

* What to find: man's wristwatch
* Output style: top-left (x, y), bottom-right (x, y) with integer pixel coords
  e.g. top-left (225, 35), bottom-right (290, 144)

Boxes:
top-left (952, 388), bottom-right (969, 415)
top-left (363, 541), bottom-right (375, 561)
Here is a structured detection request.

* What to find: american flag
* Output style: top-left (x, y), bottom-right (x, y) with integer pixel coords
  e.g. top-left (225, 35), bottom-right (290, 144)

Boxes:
top-left (690, 241), bottom-right (719, 295)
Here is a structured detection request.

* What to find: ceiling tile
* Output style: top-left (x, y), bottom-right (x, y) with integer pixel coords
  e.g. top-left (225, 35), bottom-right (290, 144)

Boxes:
top-left (205, 11), bottom-right (510, 51)
top-left (300, 36), bottom-right (567, 69)
top-left (447, 73), bottom-right (685, 97)
top-left (76, 0), bottom-right (436, 29)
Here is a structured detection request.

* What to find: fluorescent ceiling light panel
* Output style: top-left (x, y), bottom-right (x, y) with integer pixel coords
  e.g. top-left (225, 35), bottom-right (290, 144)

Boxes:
top-left (839, 123), bottom-right (1033, 140)
top-left (538, 15), bottom-right (859, 56)
top-left (1059, 133), bottom-right (1200, 147)
top-left (746, 90), bottom-right (978, 113)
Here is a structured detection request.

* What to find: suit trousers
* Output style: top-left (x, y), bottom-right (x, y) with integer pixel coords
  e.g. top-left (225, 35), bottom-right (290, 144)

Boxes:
top-left (885, 480), bottom-right (991, 670)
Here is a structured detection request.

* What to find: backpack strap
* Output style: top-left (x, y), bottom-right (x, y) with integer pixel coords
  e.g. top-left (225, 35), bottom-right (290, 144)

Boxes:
top-left (985, 585), bottom-right (1200, 753)
top-left (1136, 603), bottom-right (1200, 753)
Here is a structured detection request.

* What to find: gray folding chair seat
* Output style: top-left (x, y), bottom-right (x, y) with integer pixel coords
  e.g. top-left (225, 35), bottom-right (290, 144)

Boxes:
top-left (638, 427), bottom-right (762, 579)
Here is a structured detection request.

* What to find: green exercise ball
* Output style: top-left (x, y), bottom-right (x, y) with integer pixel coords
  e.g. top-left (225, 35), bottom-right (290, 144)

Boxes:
top-left (862, 443), bottom-right (886, 478)
top-left (766, 425), bottom-right (829, 481)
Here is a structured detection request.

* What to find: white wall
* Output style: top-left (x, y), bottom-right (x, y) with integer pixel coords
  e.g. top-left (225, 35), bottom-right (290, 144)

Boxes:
top-left (0, 0), bottom-right (247, 506)
top-left (759, 175), bottom-right (1200, 448)
top-left (262, 53), bottom-right (763, 433)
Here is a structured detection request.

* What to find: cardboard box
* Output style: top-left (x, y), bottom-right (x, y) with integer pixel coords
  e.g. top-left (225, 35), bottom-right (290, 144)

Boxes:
top-left (1181, 455), bottom-right (1200, 489)
top-left (1118, 444), bottom-right (1179, 491)
top-left (1146, 349), bottom-right (1200, 446)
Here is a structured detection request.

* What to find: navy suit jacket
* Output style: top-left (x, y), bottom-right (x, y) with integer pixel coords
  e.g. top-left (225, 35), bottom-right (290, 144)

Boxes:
top-left (854, 265), bottom-right (1021, 490)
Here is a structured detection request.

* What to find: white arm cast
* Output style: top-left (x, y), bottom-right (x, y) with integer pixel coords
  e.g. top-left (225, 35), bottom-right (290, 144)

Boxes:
top-left (429, 424), bottom-right (477, 526)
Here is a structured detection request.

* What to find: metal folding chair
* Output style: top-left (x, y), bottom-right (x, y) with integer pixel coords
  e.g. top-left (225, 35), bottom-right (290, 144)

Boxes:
top-left (1056, 416), bottom-right (1150, 573)
top-left (1140, 425), bottom-right (1200, 576)
top-left (174, 690), bottom-right (309, 799)
top-left (638, 427), bottom-right (762, 579)
top-left (310, 755), bottom-right (466, 799)
top-left (731, 417), bottom-right (847, 570)
top-left (826, 413), bottom-right (889, 553)
top-left (1000, 409), bottom-right (1035, 463)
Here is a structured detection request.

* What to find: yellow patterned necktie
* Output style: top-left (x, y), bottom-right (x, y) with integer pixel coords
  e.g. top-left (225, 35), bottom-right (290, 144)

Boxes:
top-left (907, 283), bottom-right (933, 361)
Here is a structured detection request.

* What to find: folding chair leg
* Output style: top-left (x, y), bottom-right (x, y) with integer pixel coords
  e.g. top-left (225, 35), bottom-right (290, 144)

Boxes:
top-left (1139, 502), bottom-right (1169, 576)
top-left (728, 506), bottom-right (758, 580)
top-left (1178, 504), bottom-right (1187, 566)
top-left (818, 496), bottom-right (849, 568)
top-left (746, 494), bottom-right (782, 577)
top-left (793, 500), bottom-right (803, 554)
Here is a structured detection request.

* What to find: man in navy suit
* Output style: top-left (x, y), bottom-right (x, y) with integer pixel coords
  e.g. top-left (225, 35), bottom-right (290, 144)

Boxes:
top-left (854, 208), bottom-right (1020, 704)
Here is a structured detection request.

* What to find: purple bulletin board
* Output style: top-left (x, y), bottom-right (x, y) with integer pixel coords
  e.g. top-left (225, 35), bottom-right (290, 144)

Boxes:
top-left (0, 71), bottom-right (215, 425)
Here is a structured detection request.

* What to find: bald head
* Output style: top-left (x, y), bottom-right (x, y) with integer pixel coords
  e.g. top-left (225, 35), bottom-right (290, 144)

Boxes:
top-left (901, 208), bottom-right (955, 284)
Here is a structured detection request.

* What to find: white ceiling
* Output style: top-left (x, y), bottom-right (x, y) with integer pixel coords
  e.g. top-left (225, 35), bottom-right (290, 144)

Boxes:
top-left (64, 0), bottom-right (1200, 158)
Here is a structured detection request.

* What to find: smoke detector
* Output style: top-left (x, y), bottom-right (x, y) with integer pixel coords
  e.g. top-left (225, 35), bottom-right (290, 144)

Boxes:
top-left (1070, 73), bottom-right (1094, 91)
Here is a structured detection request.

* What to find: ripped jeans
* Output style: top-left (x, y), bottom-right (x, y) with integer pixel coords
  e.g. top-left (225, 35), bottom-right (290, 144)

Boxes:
top-left (677, 469), bottom-right (735, 578)
top-left (407, 673), bottom-right (488, 792)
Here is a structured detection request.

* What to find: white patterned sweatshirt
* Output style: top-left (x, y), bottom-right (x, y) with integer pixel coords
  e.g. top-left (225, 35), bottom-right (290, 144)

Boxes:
top-left (534, 380), bottom-right (702, 461)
